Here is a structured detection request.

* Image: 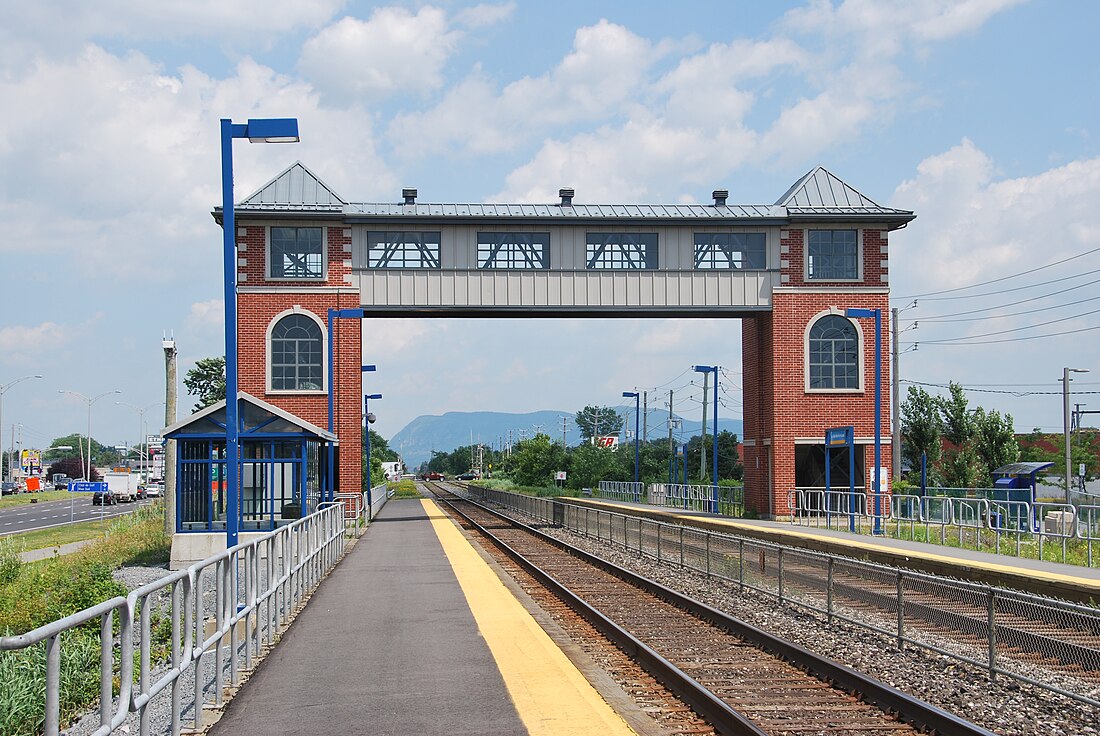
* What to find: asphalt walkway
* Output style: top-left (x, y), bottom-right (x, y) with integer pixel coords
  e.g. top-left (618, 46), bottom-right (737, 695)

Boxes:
top-left (209, 498), bottom-right (639, 736)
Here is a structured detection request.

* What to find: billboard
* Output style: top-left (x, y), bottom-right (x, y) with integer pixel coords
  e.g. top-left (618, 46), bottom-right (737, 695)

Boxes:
top-left (594, 436), bottom-right (619, 449)
top-left (20, 449), bottom-right (42, 475)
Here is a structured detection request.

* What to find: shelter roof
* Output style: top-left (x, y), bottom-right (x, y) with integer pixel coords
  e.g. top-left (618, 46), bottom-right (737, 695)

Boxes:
top-left (225, 162), bottom-right (914, 227)
top-left (992, 461), bottom-right (1055, 476)
top-left (162, 391), bottom-right (337, 443)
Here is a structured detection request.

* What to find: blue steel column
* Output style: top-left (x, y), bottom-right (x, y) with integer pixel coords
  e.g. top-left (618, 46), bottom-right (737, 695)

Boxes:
top-left (873, 309), bottom-right (882, 535)
top-left (364, 394), bottom-right (371, 509)
top-left (327, 309), bottom-right (335, 501)
top-left (221, 118), bottom-right (243, 550)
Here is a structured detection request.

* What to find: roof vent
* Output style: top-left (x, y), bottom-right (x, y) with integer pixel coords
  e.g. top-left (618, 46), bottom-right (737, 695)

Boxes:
top-left (712, 189), bottom-right (729, 207)
top-left (402, 188), bottom-right (417, 205)
top-left (559, 188), bottom-right (574, 207)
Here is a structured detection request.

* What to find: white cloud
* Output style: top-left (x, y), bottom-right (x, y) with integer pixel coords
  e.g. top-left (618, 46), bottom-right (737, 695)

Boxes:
top-left (298, 7), bottom-right (462, 104)
top-left (0, 322), bottom-right (71, 357)
top-left (389, 19), bottom-right (659, 158)
top-left (891, 140), bottom-right (1100, 294)
top-left (455, 2), bottom-right (516, 29)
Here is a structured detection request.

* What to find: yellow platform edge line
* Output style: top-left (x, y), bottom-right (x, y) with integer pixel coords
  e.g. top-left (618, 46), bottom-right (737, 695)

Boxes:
top-left (421, 498), bottom-right (637, 736)
top-left (580, 499), bottom-right (1100, 589)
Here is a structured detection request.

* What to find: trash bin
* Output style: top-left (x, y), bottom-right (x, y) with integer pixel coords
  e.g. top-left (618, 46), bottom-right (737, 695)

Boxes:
top-left (582, 488), bottom-right (592, 497)
top-left (281, 503), bottom-right (302, 520)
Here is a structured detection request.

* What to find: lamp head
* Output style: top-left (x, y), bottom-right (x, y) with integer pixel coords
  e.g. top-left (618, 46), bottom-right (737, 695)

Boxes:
top-left (362, 365), bottom-right (377, 372)
top-left (246, 118), bottom-right (299, 143)
top-left (622, 391), bottom-right (638, 398)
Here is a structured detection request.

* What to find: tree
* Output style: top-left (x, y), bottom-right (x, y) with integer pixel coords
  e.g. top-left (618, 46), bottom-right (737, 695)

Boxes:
top-left (574, 405), bottom-right (624, 441)
top-left (568, 442), bottom-right (619, 490)
top-left (509, 434), bottom-right (568, 487)
top-left (936, 382), bottom-right (980, 489)
top-left (363, 429), bottom-right (399, 488)
top-left (47, 456), bottom-right (101, 481)
top-left (973, 407), bottom-right (1018, 483)
top-left (184, 356), bottom-right (226, 412)
top-left (683, 431), bottom-right (742, 483)
top-left (900, 386), bottom-right (942, 483)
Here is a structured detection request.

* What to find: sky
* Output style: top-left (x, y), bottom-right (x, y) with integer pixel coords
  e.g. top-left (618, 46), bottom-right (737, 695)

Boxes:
top-left (1, 0), bottom-right (1099, 457)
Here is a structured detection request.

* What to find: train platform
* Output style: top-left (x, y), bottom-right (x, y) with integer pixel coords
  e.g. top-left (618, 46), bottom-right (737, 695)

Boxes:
top-left (209, 497), bottom-right (652, 736)
top-left (563, 497), bottom-right (1100, 605)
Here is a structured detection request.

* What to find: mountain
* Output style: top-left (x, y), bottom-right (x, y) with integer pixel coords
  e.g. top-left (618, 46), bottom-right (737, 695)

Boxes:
top-left (389, 410), bottom-right (743, 468)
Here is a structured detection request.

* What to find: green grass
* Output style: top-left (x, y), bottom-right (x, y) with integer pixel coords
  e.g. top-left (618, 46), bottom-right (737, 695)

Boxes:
top-left (870, 520), bottom-right (1100, 567)
top-left (0, 506), bottom-right (171, 736)
top-left (389, 479), bottom-right (421, 497)
top-left (3, 518), bottom-right (118, 552)
top-left (0, 491), bottom-right (92, 509)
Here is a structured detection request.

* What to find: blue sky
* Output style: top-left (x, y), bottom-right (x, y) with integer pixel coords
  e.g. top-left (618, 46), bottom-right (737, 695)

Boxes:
top-left (1, 0), bottom-right (1098, 456)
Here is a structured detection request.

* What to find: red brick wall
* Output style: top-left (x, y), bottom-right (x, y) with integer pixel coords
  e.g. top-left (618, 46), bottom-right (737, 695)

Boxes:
top-left (743, 227), bottom-right (892, 518)
top-left (236, 224), bottom-right (362, 497)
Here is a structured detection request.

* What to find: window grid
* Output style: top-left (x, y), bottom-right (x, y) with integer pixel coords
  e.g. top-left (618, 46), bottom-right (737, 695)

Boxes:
top-left (271, 314), bottom-right (323, 391)
top-left (586, 233), bottom-right (657, 270)
top-left (694, 233), bottom-right (766, 269)
top-left (270, 227), bottom-right (324, 279)
top-left (808, 315), bottom-right (859, 390)
top-left (367, 231), bottom-right (441, 269)
top-left (477, 232), bottom-right (550, 269)
top-left (808, 230), bottom-right (858, 280)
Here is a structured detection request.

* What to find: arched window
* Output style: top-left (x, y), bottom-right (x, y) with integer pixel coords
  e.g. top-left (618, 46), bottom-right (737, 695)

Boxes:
top-left (271, 314), bottom-right (323, 391)
top-left (808, 315), bottom-right (859, 389)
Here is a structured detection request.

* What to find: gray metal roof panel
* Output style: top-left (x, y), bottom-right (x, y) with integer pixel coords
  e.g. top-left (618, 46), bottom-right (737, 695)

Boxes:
top-left (240, 161), bottom-right (347, 208)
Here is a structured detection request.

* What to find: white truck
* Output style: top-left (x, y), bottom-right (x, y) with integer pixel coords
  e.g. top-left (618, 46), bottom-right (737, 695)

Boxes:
top-left (104, 471), bottom-right (139, 503)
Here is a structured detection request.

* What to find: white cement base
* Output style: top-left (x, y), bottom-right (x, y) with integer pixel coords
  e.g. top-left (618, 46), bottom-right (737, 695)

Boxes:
top-left (170, 532), bottom-right (273, 570)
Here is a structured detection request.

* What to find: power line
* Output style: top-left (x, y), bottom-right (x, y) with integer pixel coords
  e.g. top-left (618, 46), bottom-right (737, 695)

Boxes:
top-left (912, 278), bottom-right (1100, 322)
top-left (901, 379), bottom-right (1100, 397)
top-left (912, 321), bottom-right (1100, 346)
top-left (896, 245), bottom-right (1100, 299)
top-left (900, 266), bottom-right (1100, 302)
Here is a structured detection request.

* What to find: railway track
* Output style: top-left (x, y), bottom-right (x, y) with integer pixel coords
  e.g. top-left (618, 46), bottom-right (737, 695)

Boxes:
top-left (428, 484), bottom-right (995, 736)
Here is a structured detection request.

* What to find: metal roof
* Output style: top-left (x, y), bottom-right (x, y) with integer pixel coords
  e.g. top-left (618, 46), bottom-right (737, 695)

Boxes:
top-left (992, 461), bottom-right (1055, 476)
top-left (162, 391), bottom-right (338, 442)
top-left (228, 163), bottom-right (914, 225)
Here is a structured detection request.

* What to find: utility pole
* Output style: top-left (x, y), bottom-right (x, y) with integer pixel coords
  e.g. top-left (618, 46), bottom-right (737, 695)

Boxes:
top-left (163, 336), bottom-right (178, 537)
top-left (891, 308), bottom-right (901, 483)
top-left (561, 416), bottom-right (568, 447)
top-left (700, 373), bottom-right (709, 482)
top-left (642, 390), bottom-right (648, 442)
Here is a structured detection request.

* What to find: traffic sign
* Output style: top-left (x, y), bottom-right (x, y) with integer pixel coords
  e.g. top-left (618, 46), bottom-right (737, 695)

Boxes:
top-left (70, 481), bottom-right (108, 494)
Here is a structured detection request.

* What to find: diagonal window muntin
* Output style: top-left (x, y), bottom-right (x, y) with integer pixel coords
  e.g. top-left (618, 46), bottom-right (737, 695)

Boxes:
top-left (367, 231), bottom-right (442, 269)
top-left (586, 232), bottom-right (658, 270)
top-left (477, 232), bottom-right (550, 269)
top-left (694, 232), bottom-right (766, 269)
top-left (270, 227), bottom-right (325, 279)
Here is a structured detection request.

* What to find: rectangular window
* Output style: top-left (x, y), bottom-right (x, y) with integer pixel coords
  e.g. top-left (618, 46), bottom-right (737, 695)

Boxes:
top-left (269, 227), bottom-right (324, 279)
top-left (367, 231), bottom-right (441, 269)
top-left (694, 233), bottom-right (766, 270)
top-left (477, 232), bottom-right (550, 269)
top-left (586, 233), bottom-right (657, 269)
top-left (807, 230), bottom-right (858, 280)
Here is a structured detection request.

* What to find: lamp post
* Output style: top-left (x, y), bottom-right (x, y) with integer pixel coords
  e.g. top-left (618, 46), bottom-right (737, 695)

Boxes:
top-left (116, 401), bottom-right (163, 482)
top-left (1063, 367), bottom-right (1090, 504)
top-left (59, 389), bottom-right (122, 481)
top-left (364, 389), bottom-right (381, 512)
top-left (622, 392), bottom-right (640, 494)
top-left (221, 117), bottom-right (300, 549)
top-left (693, 365), bottom-right (719, 512)
top-left (845, 308), bottom-right (883, 534)
top-left (1, 374), bottom-right (42, 482)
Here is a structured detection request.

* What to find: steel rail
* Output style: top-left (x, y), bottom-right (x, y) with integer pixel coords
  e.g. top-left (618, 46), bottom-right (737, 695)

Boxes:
top-left (436, 487), bottom-right (997, 736)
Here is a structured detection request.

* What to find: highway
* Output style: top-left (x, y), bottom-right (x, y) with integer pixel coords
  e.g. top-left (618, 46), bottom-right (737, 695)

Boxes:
top-left (0, 496), bottom-right (155, 535)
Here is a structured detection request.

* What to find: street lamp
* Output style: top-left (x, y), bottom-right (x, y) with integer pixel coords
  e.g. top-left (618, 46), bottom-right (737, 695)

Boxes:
top-left (116, 401), bottom-right (164, 481)
top-left (58, 389), bottom-right (122, 481)
top-left (1, 374), bottom-right (42, 483)
top-left (1063, 367), bottom-right (1090, 504)
top-left (622, 392), bottom-right (640, 493)
top-left (845, 308), bottom-right (883, 534)
top-left (693, 365), bottom-right (719, 512)
top-left (221, 117), bottom-right (300, 549)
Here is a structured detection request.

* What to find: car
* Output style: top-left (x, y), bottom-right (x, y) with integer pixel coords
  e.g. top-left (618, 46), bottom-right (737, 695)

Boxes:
top-left (455, 472), bottom-right (479, 481)
top-left (421, 471), bottom-right (445, 481)
top-left (144, 482), bottom-right (163, 498)
top-left (1, 481), bottom-right (16, 496)
top-left (92, 489), bottom-right (116, 506)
